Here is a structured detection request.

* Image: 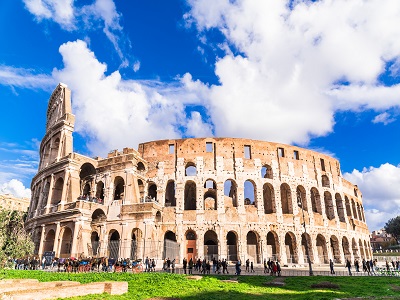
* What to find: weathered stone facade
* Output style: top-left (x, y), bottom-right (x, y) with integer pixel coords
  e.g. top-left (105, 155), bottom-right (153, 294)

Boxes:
top-left (25, 83), bottom-right (371, 266)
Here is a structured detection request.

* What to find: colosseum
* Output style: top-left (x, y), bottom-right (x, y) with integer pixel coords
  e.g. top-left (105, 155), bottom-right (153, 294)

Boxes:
top-left (25, 83), bottom-right (371, 266)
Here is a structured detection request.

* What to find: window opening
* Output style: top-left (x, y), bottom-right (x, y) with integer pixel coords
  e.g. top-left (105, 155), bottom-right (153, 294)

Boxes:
top-left (278, 147), bottom-right (285, 157)
top-left (244, 145), bottom-right (251, 159)
top-left (169, 144), bottom-right (175, 154)
top-left (206, 142), bottom-right (213, 152)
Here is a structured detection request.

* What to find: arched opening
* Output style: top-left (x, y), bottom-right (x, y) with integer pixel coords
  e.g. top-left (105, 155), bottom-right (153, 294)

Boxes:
top-left (82, 183), bottom-right (90, 198)
top-left (280, 183), bottom-right (292, 214)
top-left (263, 183), bottom-right (275, 214)
top-left (204, 230), bottom-right (218, 261)
top-left (357, 203), bottom-right (362, 221)
top-left (138, 179), bottom-right (145, 201)
top-left (226, 231), bottom-right (238, 261)
top-left (345, 196), bottom-right (352, 216)
top-left (361, 206), bottom-right (366, 222)
top-left (165, 180), bottom-right (176, 207)
top-left (113, 176), bottom-right (125, 200)
top-left (90, 232), bottom-right (100, 257)
top-left (351, 199), bottom-right (357, 219)
top-left (204, 179), bottom-right (217, 210)
top-left (354, 188), bottom-right (358, 197)
top-left (311, 187), bottom-right (322, 214)
top-left (285, 232), bottom-right (297, 263)
top-left (185, 230), bottom-right (197, 261)
top-left (247, 231), bottom-right (260, 263)
top-left (41, 182), bottom-right (50, 210)
top-left (324, 191), bottom-right (335, 220)
top-left (130, 229), bottom-right (142, 260)
top-left (244, 180), bottom-right (256, 205)
top-left (321, 175), bottom-right (330, 188)
top-left (108, 230), bottom-right (120, 259)
top-left (60, 227), bottom-right (73, 258)
top-left (163, 231), bottom-right (179, 260)
top-left (330, 235), bottom-right (341, 263)
top-left (91, 209), bottom-right (106, 222)
top-left (155, 211), bottom-right (162, 223)
top-left (301, 233), bottom-right (314, 263)
top-left (43, 230), bottom-right (55, 253)
top-left (316, 234), bottom-right (328, 264)
top-left (261, 164), bottom-right (273, 179)
top-left (137, 162), bottom-right (145, 171)
top-left (224, 179), bottom-right (238, 207)
top-left (296, 185), bottom-right (307, 211)
top-left (95, 181), bottom-right (104, 202)
top-left (184, 181), bottom-right (196, 210)
top-left (359, 239), bottom-right (365, 258)
top-left (51, 178), bottom-right (64, 206)
top-left (342, 236), bottom-right (351, 261)
top-left (335, 194), bottom-right (346, 222)
top-left (79, 163), bottom-right (96, 187)
top-left (50, 138), bottom-right (60, 162)
top-left (148, 183), bottom-right (157, 202)
top-left (185, 162), bottom-right (197, 176)
top-left (266, 231), bottom-right (279, 261)
top-left (352, 238), bottom-right (358, 259)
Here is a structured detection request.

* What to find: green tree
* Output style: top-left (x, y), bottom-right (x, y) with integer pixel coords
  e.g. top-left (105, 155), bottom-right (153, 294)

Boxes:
top-left (0, 209), bottom-right (34, 268)
top-left (384, 216), bottom-right (400, 242)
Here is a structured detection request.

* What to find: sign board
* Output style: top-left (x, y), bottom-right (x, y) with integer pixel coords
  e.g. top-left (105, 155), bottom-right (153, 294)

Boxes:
top-left (43, 251), bottom-right (55, 266)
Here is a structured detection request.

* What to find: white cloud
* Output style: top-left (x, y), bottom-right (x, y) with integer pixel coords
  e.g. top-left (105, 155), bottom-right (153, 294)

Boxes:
top-left (0, 179), bottom-right (31, 199)
top-left (185, 111), bottom-right (213, 138)
top-left (52, 40), bottom-right (208, 155)
top-left (0, 66), bottom-right (55, 90)
top-left (186, 0), bottom-right (400, 144)
top-left (23, 0), bottom-right (75, 29)
top-left (372, 112), bottom-right (396, 125)
top-left (344, 163), bottom-right (400, 231)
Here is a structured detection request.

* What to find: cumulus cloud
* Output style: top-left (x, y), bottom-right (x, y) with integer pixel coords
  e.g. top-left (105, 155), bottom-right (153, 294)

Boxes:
top-left (185, 0), bottom-right (400, 144)
top-left (52, 40), bottom-right (209, 155)
top-left (344, 163), bottom-right (400, 231)
top-left (0, 179), bottom-right (31, 199)
top-left (23, 0), bottom-right (130, 66)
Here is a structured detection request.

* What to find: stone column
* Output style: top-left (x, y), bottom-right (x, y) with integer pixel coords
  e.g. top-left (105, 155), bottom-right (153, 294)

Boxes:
top-left (53, 222), bottom-right (61, 256)
top-left (70, 219), bottom-right (81, 258)
top-left (38, 224), bottom-right (46, 258)
top-left (45, 174), bottom-right (55, 214)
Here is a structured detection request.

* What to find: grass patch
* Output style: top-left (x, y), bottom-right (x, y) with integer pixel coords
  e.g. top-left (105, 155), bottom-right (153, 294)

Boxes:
top-left (1, 270), bottom-right (400, 300)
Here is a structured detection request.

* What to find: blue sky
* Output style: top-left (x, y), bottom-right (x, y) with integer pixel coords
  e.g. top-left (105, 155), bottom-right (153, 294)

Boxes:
top-left (1, 0), bottom-right (400, 231)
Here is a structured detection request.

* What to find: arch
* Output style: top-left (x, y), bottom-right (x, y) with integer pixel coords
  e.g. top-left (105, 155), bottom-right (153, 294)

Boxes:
top-left (138, 179), bottom-right (145, 201)
top-left (90, 231), bottom-right (100, 256)
top-left (96, 181), bottom-right (104, 201)
top-left (330, 235), bottom-right (341, 263)
top-left (79, 163), bottom-right (96, 180)
top-left (351, 199), bottom-right (357, 219)
top-left (335, 193), bottom-right (346, 222)
top-left (184, 181), bottom-right (196, 210)
top-left (266, 231), bottom-right (279, 260)
top-left (165, 180), bottom-right (176, 207)
top-left (345, 196), bottom-right (352, 217)
top-left (285, 232), bottom-right (297, 263)
top-left (50, 138), bottom-right (60, 162)
top-left (244, 180), bottom-right (256, 205)
top-left (296, 185), bottom-right (307, 211)
top-left (226, 231), bottom-right (238, 261)
top-left (91, 209), bottom-right (106, 222)
top-left (224, 179), bottom-right (238, 207)
top-left (204, 179), bottom-right (217, 210)
top-left (108, 230), bottom-right (120, 259)
top-left (130, 229), bottom-right (142, 260)
top-left (324, 191), bottom-right (335, 220)
top-left (310, 187), bottom-right (322, 214)
top-left (185, 230), bottom-right (197, 261)
top-left (316, 234), bottom-right (328, 263)
top-left (301, 233), bottom-right (314, 263)
top-left (359, 239), bottom-right (365, 259)
top-left (43, 229), bottom-right (55, 252)
top-left (354, 188), bottom-right (358, 197)
top-left (263, 183), bottom-right (275, 214)
top-left (352, 238), bottom-right (358, 259)
top-left (185, 162), bottom-right (197, 176)
top-left (155, 211), bottom-right (162, 222)
top-left (342, 236), bottom-right (351, 261)
top-left (204, 230), bottom-right (218, 261)
top-left (247, 231), bottom-right (260, 263)
top-left (60, 227), bottom-right (73, 257)
top-left (321, 175), bottom-right (330, 188)
top-left (261, 164), bottom-right (273, 179)
top-left (148, 182), bottom-right (157, 201)
top-left (356, 203), bottom-right (362, 221)
top-left (137, 161), bottom-right (145, 171)
top-left (51, 177), bottom-right (63, 205)
top-left (41, 182), bottom-right (50, 210)
top-left (280, 183), bottom-right (292, 214)
top-left (164, 231), bottom-right (179, 260)
top-left (113, 176), bottom-right (124, 200)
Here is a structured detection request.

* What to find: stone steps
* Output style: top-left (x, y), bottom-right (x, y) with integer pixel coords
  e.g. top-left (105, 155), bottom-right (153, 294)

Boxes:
top-left (0, 279), bottom-right (128, 299)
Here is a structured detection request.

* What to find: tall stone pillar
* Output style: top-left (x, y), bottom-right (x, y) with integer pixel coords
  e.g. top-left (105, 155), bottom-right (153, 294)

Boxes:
top-left (38, 224), bottom-right (46, 258)
top-left (53, 222), bottom-right (61, 257)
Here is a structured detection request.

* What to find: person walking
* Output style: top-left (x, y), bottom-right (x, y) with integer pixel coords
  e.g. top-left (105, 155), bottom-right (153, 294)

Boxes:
top-left (329, 259), bottom-right (335, 274)
top-left (346, 259), bottom-right (352, 276)
top-left (183, 258), bottom-right (187, 274)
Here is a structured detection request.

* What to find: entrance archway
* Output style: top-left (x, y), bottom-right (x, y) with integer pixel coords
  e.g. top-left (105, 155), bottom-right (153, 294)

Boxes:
top-left (247, 231), bottom-right (260, 263)
top-left (266, 231), bottom-right (279, 260)
top-left (163, 231), bottom-right (179, 260)
top-left (316, 234), bottom-right (328, 263)
top-left (330, 235), bottom-right (341, 263)
top-left (204, 230), bottom-right (218, 261)
top-left (43, 229), bottom-right (55, 253)
top-left (285, 232), bottom-right (297, 263)
top-left (108, 230), bottom-right (120, 259)
top-left (226, 231), bottom-right (238, 261)
top-left (185, 230), bottom-right (197, 261)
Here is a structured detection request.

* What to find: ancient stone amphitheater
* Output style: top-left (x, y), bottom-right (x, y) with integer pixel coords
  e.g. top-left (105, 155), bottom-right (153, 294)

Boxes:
top-left (25, 83), bottom-right (371, 266)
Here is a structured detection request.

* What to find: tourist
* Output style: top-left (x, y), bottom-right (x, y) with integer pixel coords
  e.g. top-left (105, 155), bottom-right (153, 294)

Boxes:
top-left (329, 259), bottom-right (335, 274)
top-left (346, 259), bottom-right (352, 276)
top-left (188, 258), bottom-right (193, 274)
top-left (183, 257), bottom-right (187, 274)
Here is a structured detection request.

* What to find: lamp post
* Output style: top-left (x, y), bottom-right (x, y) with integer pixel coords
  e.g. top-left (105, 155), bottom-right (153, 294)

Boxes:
top-left (297, 190), bottom-right (313, 276)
